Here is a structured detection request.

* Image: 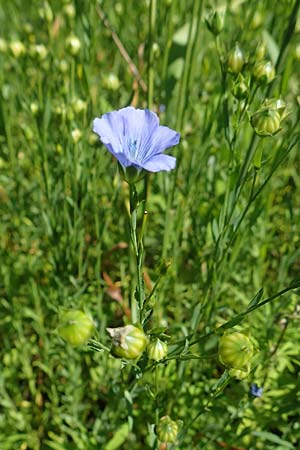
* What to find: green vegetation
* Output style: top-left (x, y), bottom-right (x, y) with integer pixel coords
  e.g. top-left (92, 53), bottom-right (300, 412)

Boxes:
top-left (0, 0), bottom-right (300, 449)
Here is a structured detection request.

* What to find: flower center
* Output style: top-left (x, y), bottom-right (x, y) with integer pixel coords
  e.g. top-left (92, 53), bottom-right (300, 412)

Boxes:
top-left (128, 138), bottom-right (138, 160)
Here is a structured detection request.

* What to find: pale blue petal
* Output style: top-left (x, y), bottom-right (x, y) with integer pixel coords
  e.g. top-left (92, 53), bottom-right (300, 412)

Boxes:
top-left (93, 112), bottom-right (125, 154)
top-left (141, 154), bottom-right (176, 172)
top-left (120, 108), bottom-right (159, 163)
top-left (147, 125), bottom-right (180, 158)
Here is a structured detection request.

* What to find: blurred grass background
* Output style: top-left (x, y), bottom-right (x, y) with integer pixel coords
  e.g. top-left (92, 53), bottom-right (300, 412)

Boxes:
top-left (0, 0), bottom-right (300, 448)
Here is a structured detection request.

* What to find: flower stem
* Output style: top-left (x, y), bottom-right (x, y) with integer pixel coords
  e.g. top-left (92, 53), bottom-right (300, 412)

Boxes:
top-left (148, 0), bottom-right (157, 110)
top-left (129, 183), bottom-right (146, 323)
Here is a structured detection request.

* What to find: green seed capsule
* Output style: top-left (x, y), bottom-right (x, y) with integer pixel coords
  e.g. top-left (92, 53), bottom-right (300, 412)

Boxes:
top-left (147, 338), bottom-right (168, 361)
top-left (228, 44), bottom-right (245, 75)
top-left (219, 331), bottom-right (254, 370)
top-left (156, 416), bottom-right (178, 444)
top-left (250, 109), bottom-right (281, 137)
top-left (58, 310), bottom-right (94, 346)
top-left (253, 61), bottom-right (275, 85)
top-left (107, 325), bottom-right (148, 360)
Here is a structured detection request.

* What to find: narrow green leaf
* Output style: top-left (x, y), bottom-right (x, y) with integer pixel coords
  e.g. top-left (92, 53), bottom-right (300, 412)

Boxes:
top-left (104, 423), bottom-right (130, 450)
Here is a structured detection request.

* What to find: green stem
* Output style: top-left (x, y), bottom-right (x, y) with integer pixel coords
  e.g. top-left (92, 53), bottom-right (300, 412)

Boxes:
top-left (170, 372), bottom-right (231, 449)
top-left (129, 183), bottom-right (146, 323)
top-left (266, 0), bottom-right (300, 97)
top-left (148, 0), bottom-right (157, 110)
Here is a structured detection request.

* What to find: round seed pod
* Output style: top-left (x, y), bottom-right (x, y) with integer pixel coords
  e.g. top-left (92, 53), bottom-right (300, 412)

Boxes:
top-left (147, 338), bottom-right (168, 361)
top-left (250, 109), bottom-right (281, 137)
top-left (107, 325), bottom-right (148, 360)
top-left (156, 416), bottom-right (178, 444)
top-left (253, 61), bottom-right (275, 85)
top-left (58, 310), bottom-right (94, 346)
top-left (219, 331), bottom-right (254, 370)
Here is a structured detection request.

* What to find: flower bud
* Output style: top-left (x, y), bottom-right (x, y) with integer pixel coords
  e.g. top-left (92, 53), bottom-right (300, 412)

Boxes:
top-left (253, 60), bottom-right (275, 85)
top-left (250, 108), bottom-right (281, 137)
top-left (107, 325), bottom-right (148, 359)
top-left (59, 59), bottom-right (68, 73)
top-left (205, 10), bottom-right (225, 36)
top-left (30, 102), bottom-right (39, 116)
top-left (255, 41), bottom-right (266, 61)
top-left (71, 128), bottom-right (82, 143)
top-left (32, 44), bottom-right (48, 61)
top-left (58, 310), bottom-right (94, 346)
top-left (66, 34), bottom-right (81, 56)
top-left (38, 2), bottom-right (53, 23)
top-left (103, 73), bottom-right (120, 91)
top-left (219, 331), bottom-right (254, 370)
top-left (72, 98), bottom-right (87, 114)
top-left (10, 41), bottom-right (26, 58)
top-left (63, 3), bottom-right (76, 19)
top-left (232, 74), bottom-right (249, 100)
top-left (147, 338), bottom-right (168, 361)
top-left (152, 42), bottom-right (160, 59)
top-left (156, 416), bottom-right (178, 444)
top-left (228, 44), bottom-right (245, 75)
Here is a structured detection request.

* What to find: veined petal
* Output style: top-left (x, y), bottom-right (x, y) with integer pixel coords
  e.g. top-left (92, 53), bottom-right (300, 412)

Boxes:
top-left (146, 125), bottom-right (180, 158)
top-left (141, 154), bottom-right (176, 172)
top-left (120, 108), bottom-right (159, 162)
top-left (93, 112), bottom-right (125, 154)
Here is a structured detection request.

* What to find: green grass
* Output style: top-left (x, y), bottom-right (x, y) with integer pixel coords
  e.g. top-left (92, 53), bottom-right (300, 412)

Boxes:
top-left (0, 0), bottom-right (300, 449)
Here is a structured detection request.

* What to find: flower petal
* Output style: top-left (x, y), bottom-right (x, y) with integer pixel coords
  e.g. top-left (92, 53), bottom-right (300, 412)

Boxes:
top-left (147, 126), bottom-right (180, 158)
top-left (93, 112), bottom-right (125, 154)
top-left (120, 108), bottom-right (159, 162)
top-left (141, 154), bottom-right (176, 172)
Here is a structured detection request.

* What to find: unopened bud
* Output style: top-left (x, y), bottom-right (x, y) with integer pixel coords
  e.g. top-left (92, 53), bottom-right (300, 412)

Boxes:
top-left (205, 10), bottom-right (225, 36)
top-left (255, 41), bottom-right (266, 61)
top-left (232, 74), bottom-right (249, 100)
top-left (228, 44), bottom-right (245, 75)
top-left (34, 44), bottom-right (48, 61)
top-left (147, 338), bottom-right (168, 361)
top-left (72, 98), bottom-right (87, 114)
top-left (30, 102), bottom-right (39, 116)
top-left (253, 60), bottom-right (275, 85)
top-left (103, 73), bottom-right (120, 91)
top-left (66, 34), bottom-right (81, 56)
top-left (10, 41), bottom-right (26, 58)
top-left (71, 128), bottom-right (82, 143)
top-left (63, 3), bottom-right (76, 19)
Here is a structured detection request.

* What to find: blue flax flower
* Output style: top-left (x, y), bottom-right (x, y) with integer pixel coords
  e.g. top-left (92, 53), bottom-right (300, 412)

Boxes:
top-left (93, 107), bottom-right (180, 173)
top-left (250, 383), bottom-right (263, 398)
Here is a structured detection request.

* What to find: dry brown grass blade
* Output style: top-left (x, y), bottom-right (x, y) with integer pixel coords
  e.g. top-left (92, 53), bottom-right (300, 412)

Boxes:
top-left (96, 6), bottom-right (147, 93)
